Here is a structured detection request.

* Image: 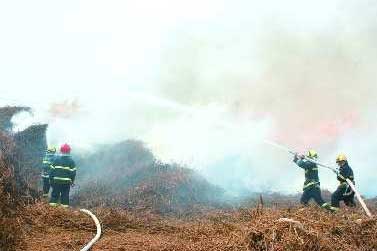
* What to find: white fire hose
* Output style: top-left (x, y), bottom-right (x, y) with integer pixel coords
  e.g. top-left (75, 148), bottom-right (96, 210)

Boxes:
top-left (79, 209), bottom-right (102, 251)
top-left (265, 140), bottom-right (373, 218)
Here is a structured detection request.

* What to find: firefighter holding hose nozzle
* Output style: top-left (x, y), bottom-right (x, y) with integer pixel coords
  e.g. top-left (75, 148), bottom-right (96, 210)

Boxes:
top-left (331, 154), bottom-right (356, 209)
top-left (293, 150), bottom-right (333, 211)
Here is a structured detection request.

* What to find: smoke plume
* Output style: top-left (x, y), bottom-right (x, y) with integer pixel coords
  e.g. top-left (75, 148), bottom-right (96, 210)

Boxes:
top-left (3, 0), bottom-right (377, 197)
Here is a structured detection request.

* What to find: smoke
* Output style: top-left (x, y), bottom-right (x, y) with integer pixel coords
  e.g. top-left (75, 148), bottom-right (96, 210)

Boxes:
top-left (145, 0), bottom-right (377, 196)
top-left (2, 0), bottom-right (377, 197)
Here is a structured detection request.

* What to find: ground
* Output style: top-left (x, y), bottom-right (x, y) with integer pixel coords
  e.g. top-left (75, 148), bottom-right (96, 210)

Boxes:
top-left (17, 203), bottom-right (377, 251)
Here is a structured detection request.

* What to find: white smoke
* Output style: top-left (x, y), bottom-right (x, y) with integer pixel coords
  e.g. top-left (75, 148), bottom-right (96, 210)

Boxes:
top-left (1, 0), bottom-right (377, 197)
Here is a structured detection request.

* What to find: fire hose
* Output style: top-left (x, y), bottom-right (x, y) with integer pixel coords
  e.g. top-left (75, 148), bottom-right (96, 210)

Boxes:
top-left (265, 140), bottom-right (373, 218)
top-left (79, 209), bottom-right (102, 251)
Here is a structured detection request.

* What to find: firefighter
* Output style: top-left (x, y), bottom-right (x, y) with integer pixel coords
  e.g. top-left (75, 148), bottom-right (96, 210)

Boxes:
top-left (293, 150), bottom-right (332, 210)
top-left (331, 154), bottom-right (355, 208)
top-left (49, 143), bottom-right (76, 208)
top-left (41, 146), bottom-right (56, 197)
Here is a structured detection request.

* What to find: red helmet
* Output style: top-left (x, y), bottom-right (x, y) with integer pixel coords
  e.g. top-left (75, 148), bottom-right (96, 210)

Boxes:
top-left (60, 143), bottom-right (71, 154)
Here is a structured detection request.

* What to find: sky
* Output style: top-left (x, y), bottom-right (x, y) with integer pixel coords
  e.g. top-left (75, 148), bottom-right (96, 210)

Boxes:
top-left (1, 0), bottom-right (377, 196)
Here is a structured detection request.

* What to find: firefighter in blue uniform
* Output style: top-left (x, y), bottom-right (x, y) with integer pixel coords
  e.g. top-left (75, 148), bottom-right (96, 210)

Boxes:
top-left (49, 143), bottom-right (76, 208)
top-left (293, 150), bottom-right (332, 210)
top-left (331, 154), bottom-right (355, 208)
top-left (41, 146), bottom-right (56, 197)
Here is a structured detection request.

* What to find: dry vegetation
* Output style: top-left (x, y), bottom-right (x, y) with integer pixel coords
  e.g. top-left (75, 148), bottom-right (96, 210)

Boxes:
top-left (0, 131), bottom-right (24, 251)
top-left (18, 202), bottom-right (377, 251)
top-left (0, 106), bottom-right (47, 251)
top-left (1, 106), bottom-right (377, 251)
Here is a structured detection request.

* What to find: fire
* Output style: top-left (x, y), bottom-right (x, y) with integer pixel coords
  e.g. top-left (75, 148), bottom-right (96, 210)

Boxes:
top-left (48, 99), bottom-right (81, 119)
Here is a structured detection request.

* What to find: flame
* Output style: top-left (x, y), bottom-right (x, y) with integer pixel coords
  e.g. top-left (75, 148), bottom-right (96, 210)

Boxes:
top-left (48, 99), bottom-right (81, 119)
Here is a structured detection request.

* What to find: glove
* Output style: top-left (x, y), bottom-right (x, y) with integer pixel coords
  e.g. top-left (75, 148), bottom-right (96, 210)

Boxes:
top-left (293, 153), bottom-right (299, 162)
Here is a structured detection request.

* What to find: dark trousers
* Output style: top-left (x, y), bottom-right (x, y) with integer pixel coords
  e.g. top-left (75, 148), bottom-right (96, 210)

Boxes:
top-left (42, 177), bottom-right (50, 196)
top-left (301, 186), bottom-right (325, 206)
top-left (50, 183), bottom-right (71, 206)
top-left (331, 184), bottom-right (355, 207)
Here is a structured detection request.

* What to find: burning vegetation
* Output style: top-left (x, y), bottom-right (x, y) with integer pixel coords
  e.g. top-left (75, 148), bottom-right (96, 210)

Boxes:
top-left (72, 140), bottom-right (224, 214)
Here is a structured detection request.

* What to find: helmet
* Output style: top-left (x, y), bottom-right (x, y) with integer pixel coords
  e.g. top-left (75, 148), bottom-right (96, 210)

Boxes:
top-left (60, 144), bottom-right (71, 154)
top-left (336, 154), bottom-right (347, 163)
top-left (47, 146), bottom-right (56, 154)
top-left (307, 150), bottom-right (318, 159)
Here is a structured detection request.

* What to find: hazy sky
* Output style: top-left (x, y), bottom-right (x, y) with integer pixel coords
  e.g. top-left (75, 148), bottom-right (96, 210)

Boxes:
top-left (1, 0), bottom-right (377, 196)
